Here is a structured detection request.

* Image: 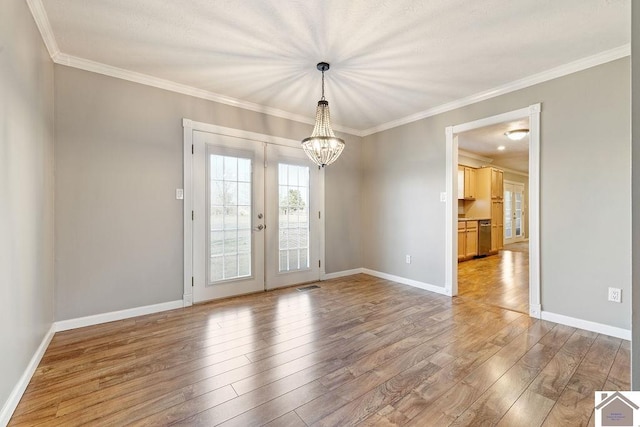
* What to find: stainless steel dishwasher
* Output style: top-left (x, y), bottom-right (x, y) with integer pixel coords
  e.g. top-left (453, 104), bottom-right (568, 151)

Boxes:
top-left (478, 220), bottom-right (491, 256)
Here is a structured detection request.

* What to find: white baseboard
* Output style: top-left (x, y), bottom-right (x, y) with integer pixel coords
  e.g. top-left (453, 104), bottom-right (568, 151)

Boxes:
top-left (183, 294), bottom-right (193, 307)
top-left (321, 268), bottom-right (365, 280)
top-left (541, 311), bottom-right (631, 341)
top-left (529, 304), bottom-right (542, 319)
top-left (54, 299), bottom-right (184, 332)
top-left (1, 324), bottom-right (55, 426)
top-left (361, 268), bottom-right (450, 296)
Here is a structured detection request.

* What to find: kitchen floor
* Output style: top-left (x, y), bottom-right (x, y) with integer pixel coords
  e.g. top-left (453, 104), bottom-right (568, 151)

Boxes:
top-left (458, 241), bottom-right (529, 314)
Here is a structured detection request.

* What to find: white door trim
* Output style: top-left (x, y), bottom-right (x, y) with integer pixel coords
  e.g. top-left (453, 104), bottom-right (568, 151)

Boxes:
top-left (445, 104), bottom-right (541, 318)
top-left (182, 119), bottom-right (325, 306)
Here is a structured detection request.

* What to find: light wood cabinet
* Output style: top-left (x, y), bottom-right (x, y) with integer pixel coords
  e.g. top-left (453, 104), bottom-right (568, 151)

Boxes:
top-left (491, 200), bottom-right (504, 252)
top-left (466, 166), bottom-right (504, 254)
top-left (457, 166), bottom-right (476, 200)
top-left (458, 220), bottom-right (478, 261)
top-left (464, 167), bottom-right (476, 199)
top-left (458, 221), bottom-right (466, 260)
top-left (491, 168), bottom-right (504, 199)
top-left (465, 220), bottom-right (478, 258)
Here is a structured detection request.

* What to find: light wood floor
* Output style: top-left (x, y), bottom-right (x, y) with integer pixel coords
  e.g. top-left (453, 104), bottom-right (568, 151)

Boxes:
top-left (10, 274), bottom-right (629, 426)
top-left (458, 242), bottom-right (530, 314)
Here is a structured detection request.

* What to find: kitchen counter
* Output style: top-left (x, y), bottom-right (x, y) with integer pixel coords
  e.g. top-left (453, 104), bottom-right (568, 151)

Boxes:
top-left (458, 217), bottom-right (490, 221)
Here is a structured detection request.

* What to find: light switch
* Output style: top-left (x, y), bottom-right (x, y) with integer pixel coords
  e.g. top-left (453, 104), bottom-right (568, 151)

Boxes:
top-left (440, 192), bottom-right (447, 202)
top-left (176, 189), bottom-right (184, 200)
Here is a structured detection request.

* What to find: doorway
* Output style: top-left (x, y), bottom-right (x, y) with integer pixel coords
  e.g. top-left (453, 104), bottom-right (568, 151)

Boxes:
top-left (445, 104), bottom-right (541, 318)
top-left (183, 120), bottom-right (323, 305)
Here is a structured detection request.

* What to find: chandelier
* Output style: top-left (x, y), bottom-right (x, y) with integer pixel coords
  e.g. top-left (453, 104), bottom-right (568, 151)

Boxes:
top-left (301, 62), bottom-right (345, 167)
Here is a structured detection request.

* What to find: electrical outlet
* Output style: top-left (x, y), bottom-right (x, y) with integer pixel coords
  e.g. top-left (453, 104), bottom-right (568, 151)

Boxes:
top-left (608, 287), bottom-right (621, 303)
top-left (406, 255), bottom-right (411, 264)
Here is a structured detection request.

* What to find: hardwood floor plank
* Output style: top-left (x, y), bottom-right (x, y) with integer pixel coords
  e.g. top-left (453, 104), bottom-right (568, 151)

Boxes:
top-left (359, 404), bottom-right (410, 427)
top-left (122, 331), bottom-right (376, 426)
top-left (8, 274), bottom-right (630, 427)
top-left (298, 307), bottom-right (527, 425)
top-left (495, 389), bottom-right (555, 427)
top-left (604, 339), bottom-right (631, 391)
top-left (542, 334), bottom-right (622, 427)
top-left (402, 320), bottom-right (556, 426)
top-left (527, 330), bottom-right (596, 401)
top-left (314, 359), bottom-right (443, 426)
top-left (177, 380), bottom-right (329, 427)
top-left (262, 411), bottom-right (307, 427)
top-left (449, 338), bottom-right (563, 426)
top-left (458, 244), bottom-right (529, 314)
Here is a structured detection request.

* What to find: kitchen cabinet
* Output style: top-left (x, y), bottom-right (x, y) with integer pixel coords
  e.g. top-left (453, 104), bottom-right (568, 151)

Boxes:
top-left (458, 220), bottom-right (479, 261)
top-left (457, 166), bottom-right (476, 200)
top-left (491, 168), bottom-right (504, 199)
top-left (466, 166), bottom-right (504, 254)
top-left (465, 220), bottom-right (478, 258)
top-left (491, 200), bottom-right (504, 252)
top-left (458, 221), bottom-right (466, 260)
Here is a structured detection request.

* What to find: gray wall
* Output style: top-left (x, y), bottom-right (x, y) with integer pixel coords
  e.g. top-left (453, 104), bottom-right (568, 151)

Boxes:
top-left (0, 0), bottom-right (55, 413)
top-left (54, 66), bottom-right (362, 320)
top-left (362, 58), bottom-right (631, 330)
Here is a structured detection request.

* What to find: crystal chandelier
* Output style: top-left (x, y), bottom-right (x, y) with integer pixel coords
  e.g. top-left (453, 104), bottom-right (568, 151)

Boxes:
top-left (301, 62), bottom-right (345, 167)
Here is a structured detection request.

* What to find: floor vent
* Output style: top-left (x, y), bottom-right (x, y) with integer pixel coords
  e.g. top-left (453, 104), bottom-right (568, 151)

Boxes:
top-left (297, 285), bottom-right (320, 292)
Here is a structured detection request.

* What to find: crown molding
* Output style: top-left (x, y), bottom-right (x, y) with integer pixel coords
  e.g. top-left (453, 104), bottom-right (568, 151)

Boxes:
top-left (26, 0), bottom-right (60, 59)
top-left (26, 1), bottom-right (628, 139)
top-left (493, 165), bottom-right (529, 177)
top-left (458, 149), bottom-right (494, 164)
top-left (54, 53), bottom-right (363, 137)
top-left (361, 44), bottom-right (630, 136)
top-left (25, 0), bottom-right (362, 137)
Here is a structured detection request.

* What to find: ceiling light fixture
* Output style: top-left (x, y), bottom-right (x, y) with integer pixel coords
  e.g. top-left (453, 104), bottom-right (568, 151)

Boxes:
top-left (504, 129), bottom-right (529, 141)
top-left (301, 62), bottom-right (345, 167)
top-left (497, 145), bottom-right (506, 151)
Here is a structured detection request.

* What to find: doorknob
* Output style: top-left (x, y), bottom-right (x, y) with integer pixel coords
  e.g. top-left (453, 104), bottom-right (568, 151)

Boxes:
top-left (255, 224), bottom-right (265, 231)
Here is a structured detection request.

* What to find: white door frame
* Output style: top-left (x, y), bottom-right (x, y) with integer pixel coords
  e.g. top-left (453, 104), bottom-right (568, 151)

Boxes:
top-left (182, 118), bottom-right (325, 307)
top-left (445, 104), bottom-right (541, 318)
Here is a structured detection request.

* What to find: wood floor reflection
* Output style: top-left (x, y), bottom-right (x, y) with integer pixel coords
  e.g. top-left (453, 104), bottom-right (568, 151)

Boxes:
top-left (458, 242), bottom-right (530, 314)
top-left (10, 272), bottom-right (629, 426)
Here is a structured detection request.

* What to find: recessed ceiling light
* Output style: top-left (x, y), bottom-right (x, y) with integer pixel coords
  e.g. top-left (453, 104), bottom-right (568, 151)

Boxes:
top-left (504, 129), bottom-right (529, 141)
top-left (497, 145), bottom-right (506, 151)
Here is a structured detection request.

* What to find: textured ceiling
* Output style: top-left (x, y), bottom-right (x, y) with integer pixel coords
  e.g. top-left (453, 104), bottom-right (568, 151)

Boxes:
top-left (39, 0), bottom-right (630, 133)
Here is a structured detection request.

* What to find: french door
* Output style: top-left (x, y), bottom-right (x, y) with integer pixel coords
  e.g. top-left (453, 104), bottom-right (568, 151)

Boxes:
top-left (192, 130), bottom-right (320, 303)
top-left (504, 182), bottom-right (525, 244)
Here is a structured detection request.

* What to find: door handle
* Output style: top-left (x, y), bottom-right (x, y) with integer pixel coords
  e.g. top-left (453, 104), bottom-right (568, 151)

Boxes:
top-left (254, 224), bottom-right (265, 231)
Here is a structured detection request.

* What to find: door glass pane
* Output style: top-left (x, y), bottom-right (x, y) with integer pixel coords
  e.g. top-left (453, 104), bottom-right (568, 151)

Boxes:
top-left (515, 192), bottom-right (522, 237)
top-left (504, 190), bottom-right (512, 239)
top-left (279, 163), bottom-right (310, 272)
top-left (209, 154), bottom-right (252, 283)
